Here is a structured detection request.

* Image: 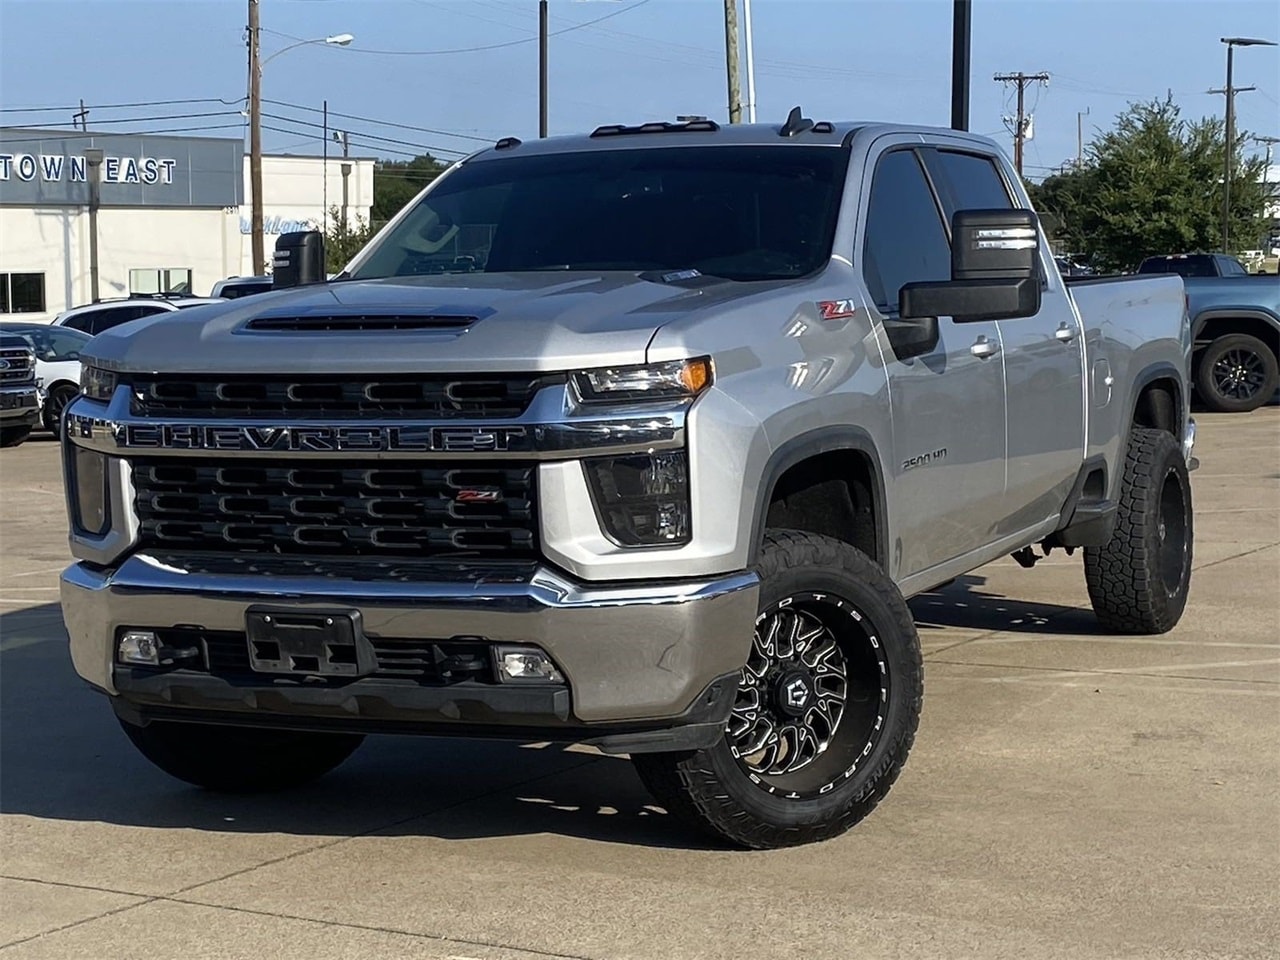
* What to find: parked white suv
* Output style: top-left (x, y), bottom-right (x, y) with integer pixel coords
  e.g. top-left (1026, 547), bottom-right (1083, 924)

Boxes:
top-left (0, 322), bottom-right (92, 436)
top-left (209, 276), bottom-right (273, 299)
top-left (52, 297), bottom-right (226, 336)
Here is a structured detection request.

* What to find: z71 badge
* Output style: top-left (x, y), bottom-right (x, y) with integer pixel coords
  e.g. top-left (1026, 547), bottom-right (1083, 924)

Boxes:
top-left (818, 299), bottom-right (858, 320)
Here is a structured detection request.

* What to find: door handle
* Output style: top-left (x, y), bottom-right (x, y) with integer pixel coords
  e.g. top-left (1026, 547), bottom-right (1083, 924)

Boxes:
top-left (970, 336), bottom-right (1000, 359)
top-left (1055, 322), bottom-right (1078, 344)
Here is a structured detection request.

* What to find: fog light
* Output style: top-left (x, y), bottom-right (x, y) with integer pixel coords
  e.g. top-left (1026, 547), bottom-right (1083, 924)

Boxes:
top-left (118, 630), bottom-right (160, 666)
top-left (496, 646), bottom-right (564, 683)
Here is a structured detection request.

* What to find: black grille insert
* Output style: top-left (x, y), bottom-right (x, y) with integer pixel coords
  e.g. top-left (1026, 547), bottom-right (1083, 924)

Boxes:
top-left (133, 459), bottom-right (537, 557)
top-left (129, 373), bottom-right (560, 419)
top-left (152, 627), bottom-right (497, 684)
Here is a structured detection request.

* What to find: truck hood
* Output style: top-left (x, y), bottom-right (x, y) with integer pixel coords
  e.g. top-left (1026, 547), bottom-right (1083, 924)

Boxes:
top-left (85, 272), bottom-right (754, 374)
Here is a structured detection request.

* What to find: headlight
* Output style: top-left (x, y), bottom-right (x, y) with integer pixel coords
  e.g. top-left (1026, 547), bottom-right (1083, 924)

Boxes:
top-left (80, 364), bottom-right (118, 402)
top-left (571, 358), bottom-right (712, 404)
top-left (584, 450), bottom-right (690, 547)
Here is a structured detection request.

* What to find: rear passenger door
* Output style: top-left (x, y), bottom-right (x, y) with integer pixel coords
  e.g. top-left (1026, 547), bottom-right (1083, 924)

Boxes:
top-left (857, 144), bottom-right (1008, 582)
top-left (924, 148), bottom-right (1084, 534)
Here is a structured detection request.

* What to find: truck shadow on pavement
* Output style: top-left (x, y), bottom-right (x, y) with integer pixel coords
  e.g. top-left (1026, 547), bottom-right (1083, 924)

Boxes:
top-left (0, 602), bottom-right (717, 849)
top-left (910, 574), bottom-right (1101, 636)
top-left (3, 575), bottom-right (1102, 849)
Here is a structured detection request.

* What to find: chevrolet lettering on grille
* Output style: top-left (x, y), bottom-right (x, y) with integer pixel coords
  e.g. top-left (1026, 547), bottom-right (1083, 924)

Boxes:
top-left (115, 423), bottom-right (529, 453)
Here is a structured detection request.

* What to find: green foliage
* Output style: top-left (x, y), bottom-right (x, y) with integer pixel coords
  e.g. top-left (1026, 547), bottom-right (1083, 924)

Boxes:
top-left (324, 206), bottom-right (374, 274)
top-left (372, 154), bottom-right (449, 226)
top-left (1028, 97), bottom-right (1269, 272)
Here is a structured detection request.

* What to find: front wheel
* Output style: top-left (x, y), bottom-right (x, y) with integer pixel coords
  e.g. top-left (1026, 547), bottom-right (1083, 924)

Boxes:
top-left (42, 383), bottom-right (79, 437)
top-left (634, 530), bottom-right (923, 849)
top-left (117, 715), bottom-right (364, 792)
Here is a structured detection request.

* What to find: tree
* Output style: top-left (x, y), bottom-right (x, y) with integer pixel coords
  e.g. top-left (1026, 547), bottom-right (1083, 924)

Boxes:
top-left (1029, 97), bottom-right (1269, 272)
top-left (324, 206), bottom-right (374, 274)
top-left (372, 154), bottom-right (449, 226)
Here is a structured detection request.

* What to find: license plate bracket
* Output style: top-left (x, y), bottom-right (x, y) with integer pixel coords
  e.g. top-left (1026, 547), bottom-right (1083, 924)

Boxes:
top-left (245, 607), bottom-right (375, 677)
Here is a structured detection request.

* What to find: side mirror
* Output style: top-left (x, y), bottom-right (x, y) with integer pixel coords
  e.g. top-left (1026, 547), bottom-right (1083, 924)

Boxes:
top-left (272, 231), bottom-right (326, 289)
top-left (900, 209), bottom-right (1042, 323)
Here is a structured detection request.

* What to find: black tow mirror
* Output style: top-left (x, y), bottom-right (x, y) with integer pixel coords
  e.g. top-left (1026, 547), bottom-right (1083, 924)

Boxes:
top-left (900, 209), bottom-right (1042, 323)
top-left (272, 231), bottom-right (326, 289)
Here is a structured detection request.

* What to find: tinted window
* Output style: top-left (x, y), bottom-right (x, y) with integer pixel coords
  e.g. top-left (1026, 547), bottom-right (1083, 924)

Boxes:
top-left (1139, 256), bottom-right (1215, 278)
top-left (862, 150), bottom-right (951, 313)
top-left (0, 325), bottom-right (90, 360)
top-left (221, 282), bottom-right (272, 299)
top-left (1218, 256), bottom-right (1247, 277)
top-left (932, 151), bottom-right (1014, 212)
top-left (350, 146), bottom-right (850, 282)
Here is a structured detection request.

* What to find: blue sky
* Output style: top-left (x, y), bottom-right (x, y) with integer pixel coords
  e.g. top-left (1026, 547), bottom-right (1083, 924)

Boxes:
top-left (1, 0), bottom-right (1277, 176)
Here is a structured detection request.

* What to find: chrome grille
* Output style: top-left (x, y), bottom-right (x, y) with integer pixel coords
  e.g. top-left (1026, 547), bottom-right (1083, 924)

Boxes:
top-left (132, 459), bottom-right (537, 557)
top-left (128, 373), bottom-right (560, 419)
top-left (0, 347), bottom-right (34, 384)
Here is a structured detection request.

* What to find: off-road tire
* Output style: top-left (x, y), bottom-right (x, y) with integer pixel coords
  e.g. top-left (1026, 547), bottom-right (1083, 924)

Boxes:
top-left (1195, 333), bottom-right (1278, 413)
top-left (0, 425), bottom-right (32, 448)
top-left (633, 530), bottom-right (923, 849)
top-left (117, 716), bottom-right (364, 792)
top-left (1084, 427), bottom-right (1192, 633)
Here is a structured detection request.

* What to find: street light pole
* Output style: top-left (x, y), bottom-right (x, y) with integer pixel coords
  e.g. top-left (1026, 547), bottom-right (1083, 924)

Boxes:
top-left (1220, 37), bottom-right (1277, 254)
top-left (84, 148), bottom-right (104, 303)
top-left (742, 0), bottom-right (757, 123)
top-left (248, 0), bottom-right (264, 275)
top-left (539, 0), bottom-right (549, 137)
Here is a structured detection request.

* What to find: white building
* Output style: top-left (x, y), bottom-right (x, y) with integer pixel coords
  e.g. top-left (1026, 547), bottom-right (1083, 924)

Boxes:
top-left (0, 127), bottom-right (374, 322)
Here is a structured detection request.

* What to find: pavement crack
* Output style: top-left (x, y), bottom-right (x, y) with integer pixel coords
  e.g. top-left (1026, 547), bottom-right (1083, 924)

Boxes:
top-left (1192, 542), bottom-right (1280, 571)
top-left (928, 658), bottom-right (1280, 685)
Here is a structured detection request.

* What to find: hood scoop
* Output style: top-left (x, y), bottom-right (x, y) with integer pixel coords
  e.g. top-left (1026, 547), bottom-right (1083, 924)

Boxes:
top-left (245, 309), bottom-right (478, 332)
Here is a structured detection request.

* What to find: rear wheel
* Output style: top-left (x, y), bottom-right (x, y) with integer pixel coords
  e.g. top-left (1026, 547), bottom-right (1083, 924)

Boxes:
top-left (1085, 427), bottom-right (1193, 633)
top-left (0, 426), bottom-right (32, 448)
top-left (117, 715), bottom-right (364, 792)
top-left (1195, 334), bottom-right (1278, 413)
top-left (634, 530), bottom-right (922, 849)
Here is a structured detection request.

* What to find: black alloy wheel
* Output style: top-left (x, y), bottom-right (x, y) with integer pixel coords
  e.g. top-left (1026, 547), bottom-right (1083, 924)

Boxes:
top-left (43, 384), bottom-right (78, 437)
top-left (1195, 334), bottom-right (1279, 413)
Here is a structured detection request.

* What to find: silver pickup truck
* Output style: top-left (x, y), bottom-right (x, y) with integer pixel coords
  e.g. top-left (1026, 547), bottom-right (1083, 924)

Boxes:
top-left (60, 115), bottom-right (1195, 849)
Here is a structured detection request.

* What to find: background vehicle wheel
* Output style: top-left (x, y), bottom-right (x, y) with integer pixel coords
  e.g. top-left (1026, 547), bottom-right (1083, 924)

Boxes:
top-left (633, 530), bottom-right (923, 849)
top-left (1085, 427), bottom-right (1192, 633)
top-left (1195, 334), bottom-right (1278, 413)
top-left (0, 426), bottom-right (32, 448)
top-left (117, 716), bottom-right (364, 792)
top-left (42, 383), bottom-right (79, 437)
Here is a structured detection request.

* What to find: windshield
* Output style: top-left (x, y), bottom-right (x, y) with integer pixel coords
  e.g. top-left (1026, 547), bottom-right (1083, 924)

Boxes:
top-left (0, 324), bottom-right (90, 361)
top-left (349, 145), bottom-right (850, 283)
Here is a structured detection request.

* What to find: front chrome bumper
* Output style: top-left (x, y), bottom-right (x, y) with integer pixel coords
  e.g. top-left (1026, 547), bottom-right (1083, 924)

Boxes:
top-left (61, 555), bottom-right (758, 729)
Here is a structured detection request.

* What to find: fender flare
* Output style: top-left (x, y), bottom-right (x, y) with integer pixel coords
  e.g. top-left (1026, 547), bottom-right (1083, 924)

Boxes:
top-left (1121, 361), bottom-right (1185, 446)
top-left (1191, 308), bottom-right (1280, 346)
top-left (747, 425), bottom-right (889, 570)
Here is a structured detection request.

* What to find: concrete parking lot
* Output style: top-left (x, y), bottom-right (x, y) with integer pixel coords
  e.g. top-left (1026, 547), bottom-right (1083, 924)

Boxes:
top-left (2, 411), bottom-right (1277, 960)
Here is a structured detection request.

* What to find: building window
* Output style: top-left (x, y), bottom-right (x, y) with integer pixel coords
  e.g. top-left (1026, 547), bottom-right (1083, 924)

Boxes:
top-left (0, 273), bottom-right (47, 314)
top-left (129, 268), bottom-right (193, 296)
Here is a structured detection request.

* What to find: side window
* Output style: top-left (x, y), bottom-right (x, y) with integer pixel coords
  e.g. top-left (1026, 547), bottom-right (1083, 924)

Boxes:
top-left (862, 150), bottom-right (951, 314)
top-left (933, 151), bottom-right (1014, 212)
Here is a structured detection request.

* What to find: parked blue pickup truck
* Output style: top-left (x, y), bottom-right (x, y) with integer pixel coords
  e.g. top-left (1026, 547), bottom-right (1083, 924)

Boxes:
top-left (1184, 275), bottom-right (1280, 412)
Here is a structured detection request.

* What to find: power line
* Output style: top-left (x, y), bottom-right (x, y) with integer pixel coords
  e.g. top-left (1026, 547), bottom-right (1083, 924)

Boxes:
top-left (0, 97), bottom-right (241, 115)
top-left (262, 98), bottom-right (493, 143)
top-left (0, 110), bottom-right (245, 130)
top-left (259, 111), bottom-right (469, 156)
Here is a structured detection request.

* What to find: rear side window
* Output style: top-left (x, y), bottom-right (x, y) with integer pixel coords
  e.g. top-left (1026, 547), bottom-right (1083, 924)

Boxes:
top-left (1218, 257), bottom-right (1246, 277)
top-left (861, 150), bottom-right (951, 314)
top-left (930, 151), bottom-right (1014, 213)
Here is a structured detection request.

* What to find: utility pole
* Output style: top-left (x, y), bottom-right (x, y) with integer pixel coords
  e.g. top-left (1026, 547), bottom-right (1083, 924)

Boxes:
top-left (1209, 84), bottom-right (1256, 252)
top-left (742, 0), bottom-right (757, 122)
top-left (1256, 135), bottom-right (1280, 233)
top-left (994, 71), bottom-right (1049, 176)
top-left (723, 0), bottom-right (742, 124)
top-left (73, 100), bottom-right (89, 132)
top-left (1076, 107), bottom-right (1090, 168)
top-left (84, 149), bottom-right (103, 304)
top-left (950, 0), bottom-right (971, 131)
top-left (538, 0), bottom-right (548, 138)
top-left (248, 0), bottom-right (265, 275)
